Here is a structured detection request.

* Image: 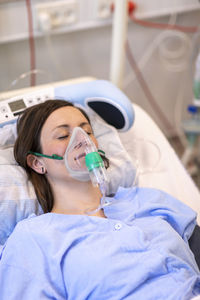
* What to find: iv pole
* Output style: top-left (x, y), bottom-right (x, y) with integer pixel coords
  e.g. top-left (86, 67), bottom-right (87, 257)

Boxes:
top-left (110, 0), bottom-right (128, 89)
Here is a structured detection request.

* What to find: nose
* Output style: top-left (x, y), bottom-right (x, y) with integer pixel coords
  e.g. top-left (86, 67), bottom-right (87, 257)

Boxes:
top-left (74, 142), bottom-right (82, 149)
top-left (74, 139), bottom-right (88, 150)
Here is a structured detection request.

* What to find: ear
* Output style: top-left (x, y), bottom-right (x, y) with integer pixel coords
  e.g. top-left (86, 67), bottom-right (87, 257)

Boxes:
top-left (26, 154), bottom-right (46, 174)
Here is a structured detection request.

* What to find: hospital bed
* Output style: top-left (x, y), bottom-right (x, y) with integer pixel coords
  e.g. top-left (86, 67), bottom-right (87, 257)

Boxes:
top-left (0, 77), bottom-right (200, 247)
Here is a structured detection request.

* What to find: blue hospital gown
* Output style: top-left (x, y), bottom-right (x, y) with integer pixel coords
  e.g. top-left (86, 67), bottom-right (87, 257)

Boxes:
top-left (0, 187), bottom-right (200, 300)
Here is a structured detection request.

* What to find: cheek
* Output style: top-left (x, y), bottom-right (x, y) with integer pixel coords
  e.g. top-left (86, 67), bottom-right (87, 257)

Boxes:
top-left (54, 144), bottom-right (67, 156)
top-left (42, 141), bottom-right (67, 157)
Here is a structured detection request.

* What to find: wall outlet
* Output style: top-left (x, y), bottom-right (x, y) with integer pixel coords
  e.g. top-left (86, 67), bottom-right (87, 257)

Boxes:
top-left (36, 0), bottom-right (78, 31)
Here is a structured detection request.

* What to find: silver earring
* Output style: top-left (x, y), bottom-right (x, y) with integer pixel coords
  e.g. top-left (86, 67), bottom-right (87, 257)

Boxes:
top-left (41, 167), bottom-right (45, 174)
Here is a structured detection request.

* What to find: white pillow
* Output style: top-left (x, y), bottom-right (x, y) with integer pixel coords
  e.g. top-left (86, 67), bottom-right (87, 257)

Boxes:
top-left (0, 146), bottom-right (43, 245)
top-left (0, 112), bottom-right (136, 245)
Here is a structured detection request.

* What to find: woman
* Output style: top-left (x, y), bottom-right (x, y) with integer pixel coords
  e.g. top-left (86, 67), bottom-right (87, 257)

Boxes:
top-left (0, 99), bottom-right (200, 299)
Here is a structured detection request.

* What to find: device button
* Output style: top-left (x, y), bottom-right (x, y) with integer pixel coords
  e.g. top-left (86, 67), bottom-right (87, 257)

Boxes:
top-left (27, 99), bottom-right (34, 105)
top-left (0, 106), bottom-right (8, 113)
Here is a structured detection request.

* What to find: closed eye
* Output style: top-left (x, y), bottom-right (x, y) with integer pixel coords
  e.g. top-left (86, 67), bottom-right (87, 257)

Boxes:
top-left (57, 135), bottom-right (69, 140)
top-left (83, 128), bottom-right (93, 135)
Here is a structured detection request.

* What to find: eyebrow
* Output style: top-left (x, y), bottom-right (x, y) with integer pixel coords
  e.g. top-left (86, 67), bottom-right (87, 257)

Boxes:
top-left (53, 122), bottom-right (91, 131)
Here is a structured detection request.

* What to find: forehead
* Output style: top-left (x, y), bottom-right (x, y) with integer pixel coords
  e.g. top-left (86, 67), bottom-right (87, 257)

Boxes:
top-left (42, 106), bottom-right (88, 130)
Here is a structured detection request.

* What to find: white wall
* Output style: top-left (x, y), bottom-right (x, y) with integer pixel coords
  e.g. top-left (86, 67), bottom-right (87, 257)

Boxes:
top-left (0, 1), bottom-right (200, 137)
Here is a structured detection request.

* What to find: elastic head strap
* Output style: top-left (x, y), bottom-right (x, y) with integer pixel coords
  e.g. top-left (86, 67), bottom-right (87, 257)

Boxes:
top-left (27, 150), bottom-right (105, 160)
top-left (98, 149), bottom-right (105, 156)
top-left (27, 151), bottom-right (63, 160)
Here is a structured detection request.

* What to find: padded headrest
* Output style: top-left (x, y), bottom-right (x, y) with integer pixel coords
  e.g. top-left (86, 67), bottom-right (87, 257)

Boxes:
top-left (54, 80), bottom-right (135, 132)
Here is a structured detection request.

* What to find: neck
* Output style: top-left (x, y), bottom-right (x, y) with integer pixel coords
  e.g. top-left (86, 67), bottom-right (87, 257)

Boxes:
top-left (50, 180), bottom-right (106, 218)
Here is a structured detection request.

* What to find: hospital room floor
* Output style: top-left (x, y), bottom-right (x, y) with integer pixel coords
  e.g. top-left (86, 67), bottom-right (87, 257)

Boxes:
top-left (168, 136), bottom-right (200, 190)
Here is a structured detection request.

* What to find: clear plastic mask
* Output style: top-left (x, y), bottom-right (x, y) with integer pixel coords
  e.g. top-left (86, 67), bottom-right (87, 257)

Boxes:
top-left (64, 127), bottom-right (109, 214)
top-left (64, 127), bottom-right (107, 186)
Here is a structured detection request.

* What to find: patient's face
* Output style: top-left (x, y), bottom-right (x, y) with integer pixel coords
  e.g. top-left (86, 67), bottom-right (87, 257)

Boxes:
top-left (39, 106), bottom-right (98, 183)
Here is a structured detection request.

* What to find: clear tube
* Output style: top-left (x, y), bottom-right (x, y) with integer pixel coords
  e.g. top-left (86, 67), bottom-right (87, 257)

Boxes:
top-left (8, 69), bottom-right (52, 92)
top-left (84, 180), bottom-right (110, 215)
top-left (158, 30), bottom-right (191, 73)
top-left (85, 165), bottom-right (111, 215)
top-left (124, 29), bottom-right (191, 89)
top-left (123, 13), bottom-right (178, 89)
top-left (120, 137), bottom-right (161, 178)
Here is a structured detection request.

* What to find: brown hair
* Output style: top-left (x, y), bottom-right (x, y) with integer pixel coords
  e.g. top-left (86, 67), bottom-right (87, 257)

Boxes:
top-left (14, 99), bottom-right (109, 213)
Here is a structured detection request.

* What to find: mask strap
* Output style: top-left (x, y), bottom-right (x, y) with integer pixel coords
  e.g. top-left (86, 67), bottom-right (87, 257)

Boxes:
top-left (27, 149), bottom-right (104, 161)
top-left (98, 149), bottom-right (105, 156)
top-left (27, 151), bottom-right (63, 160)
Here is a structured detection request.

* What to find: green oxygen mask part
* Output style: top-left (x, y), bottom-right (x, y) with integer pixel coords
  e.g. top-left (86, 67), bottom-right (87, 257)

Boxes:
top-left (85, 151), bottom-right (107, 188)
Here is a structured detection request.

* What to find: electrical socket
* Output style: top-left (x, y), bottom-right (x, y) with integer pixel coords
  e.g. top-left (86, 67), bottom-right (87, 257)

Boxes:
top-left (36, 0), bottom-right (78, 31)
top-left (97, 0), bottom-right (113, 19)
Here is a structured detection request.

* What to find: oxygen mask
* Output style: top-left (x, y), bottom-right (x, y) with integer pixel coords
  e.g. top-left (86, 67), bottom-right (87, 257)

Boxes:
top-left (64, 127), bottom-right (107, 184)
top-left (64, 127), bottom-right (109, 214)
